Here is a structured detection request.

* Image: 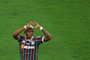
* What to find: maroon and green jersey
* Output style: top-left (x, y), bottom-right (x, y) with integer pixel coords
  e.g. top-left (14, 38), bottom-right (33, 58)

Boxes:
top-left (18, 35), bottom-right (45, 60)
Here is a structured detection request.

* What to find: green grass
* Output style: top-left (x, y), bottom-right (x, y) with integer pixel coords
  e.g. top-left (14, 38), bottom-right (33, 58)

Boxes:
top-left (0, 0), bottom-right (90, 60)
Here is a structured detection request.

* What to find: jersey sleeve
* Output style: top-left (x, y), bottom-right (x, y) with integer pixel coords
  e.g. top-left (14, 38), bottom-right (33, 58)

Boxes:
top-left (34, 36), bottom-right (45, 44)
top-left (18, 35), bottom-right (24, 42)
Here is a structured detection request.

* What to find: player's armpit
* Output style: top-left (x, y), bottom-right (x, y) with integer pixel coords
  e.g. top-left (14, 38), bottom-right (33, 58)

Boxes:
top-left (12, 27), bottom-right (25, 40)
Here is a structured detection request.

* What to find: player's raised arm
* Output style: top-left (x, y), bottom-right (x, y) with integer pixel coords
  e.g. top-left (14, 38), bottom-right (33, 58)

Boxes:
top-left (12, 27), bottom-right (25, 40)
top-left (41, 28), bottom-right (52, 41)
top-left (12, 22), bottom-right (33, 40)
top-left (33, 22), bottom-right (52, 41)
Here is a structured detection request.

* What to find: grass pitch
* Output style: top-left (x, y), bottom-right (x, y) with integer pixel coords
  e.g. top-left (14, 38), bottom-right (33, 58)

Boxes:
top-left (0, 0), bottom-right (90, 60)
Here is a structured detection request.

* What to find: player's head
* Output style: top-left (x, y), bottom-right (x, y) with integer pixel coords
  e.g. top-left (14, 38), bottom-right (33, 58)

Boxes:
top-left (24, 28), bottom-right (34, 39)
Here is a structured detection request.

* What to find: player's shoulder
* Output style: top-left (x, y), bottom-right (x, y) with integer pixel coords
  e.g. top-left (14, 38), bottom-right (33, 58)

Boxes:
top-left (19, 35), bottom-right (25, 39)
top-left (33, 36), bottom-right (43, 40)
top-left (18, 35), bottom-right (25, 42)
top-left (33, 36), bottom-right (42, 38)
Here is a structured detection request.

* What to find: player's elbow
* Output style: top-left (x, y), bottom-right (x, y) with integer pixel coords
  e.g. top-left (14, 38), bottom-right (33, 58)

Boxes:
top-left (12, 32), bottom-right (15, 37)
top-left (49, 34), bottom-right (52, 40)
top-left (48, 36), bottom-right (52, 40)
top-left (46, 35), bottom-right (52, 41)
top-left (12, 32), bottom-right (18, 40)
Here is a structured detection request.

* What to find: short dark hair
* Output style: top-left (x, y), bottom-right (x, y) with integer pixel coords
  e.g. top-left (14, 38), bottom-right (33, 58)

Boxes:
top-left (24, 28), bottom-right (34, 33)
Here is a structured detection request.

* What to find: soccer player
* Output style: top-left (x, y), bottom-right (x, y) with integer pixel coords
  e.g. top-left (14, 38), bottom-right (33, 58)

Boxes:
top-left (12, 22), bottom-right (52, 60)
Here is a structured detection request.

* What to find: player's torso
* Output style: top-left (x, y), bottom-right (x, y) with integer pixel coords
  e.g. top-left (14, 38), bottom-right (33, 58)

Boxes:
top-left (21, 39), bottom-right (37, 49)
top-left (19, 39), bottom-right (39, 60)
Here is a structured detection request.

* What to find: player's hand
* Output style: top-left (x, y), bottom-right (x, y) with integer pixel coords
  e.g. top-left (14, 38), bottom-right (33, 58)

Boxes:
top-left (25, 22), bottom-right (34, 29)
top-left (27, 22), bottom-right (40, 29)
top-left (28, 22), bottom-right (33, 25)
top-left (33, 22), bottom-right (41, 29)
top-left (26, 24), bottom-right (32, 29)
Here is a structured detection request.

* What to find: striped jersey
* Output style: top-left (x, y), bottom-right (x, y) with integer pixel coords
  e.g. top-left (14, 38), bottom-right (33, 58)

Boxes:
top-left (18, 35), bottom-right (45, 60)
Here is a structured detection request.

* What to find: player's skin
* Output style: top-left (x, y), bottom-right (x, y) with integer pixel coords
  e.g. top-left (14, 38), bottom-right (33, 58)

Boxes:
top-left (12, 22), bottom-right (52, 42)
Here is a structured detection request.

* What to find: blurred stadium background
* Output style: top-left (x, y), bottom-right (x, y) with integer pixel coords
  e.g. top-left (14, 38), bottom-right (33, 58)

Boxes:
top-left (0, 0), bottom-right (90, 60)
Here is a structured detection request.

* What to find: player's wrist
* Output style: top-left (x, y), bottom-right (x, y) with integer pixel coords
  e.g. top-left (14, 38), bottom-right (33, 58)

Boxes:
top-left (39, 26), bottom-right (44, 30)
top-left (29, 25), bottom-right (34, 29)
top-left (24, 25), bottom-right (27, 30)
top-left (24, 24), bottom-right (34, 30)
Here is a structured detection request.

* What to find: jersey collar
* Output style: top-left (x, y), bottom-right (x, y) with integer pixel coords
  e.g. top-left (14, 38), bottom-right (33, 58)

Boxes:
top-left (25, 36), bottom-right (33, 41)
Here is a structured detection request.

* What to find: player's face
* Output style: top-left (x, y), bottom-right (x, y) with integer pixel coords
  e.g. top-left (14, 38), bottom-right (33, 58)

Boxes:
top-left (25, 29), bottom-right (34, 39)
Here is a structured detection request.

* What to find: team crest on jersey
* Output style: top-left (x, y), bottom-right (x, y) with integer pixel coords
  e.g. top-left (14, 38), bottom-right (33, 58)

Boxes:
top-left (31, 41), bottom-right (35, 45)
top-left (21, 44), bottom-right (24, 49)
top-left (26, 43), bottom-right (30, 45)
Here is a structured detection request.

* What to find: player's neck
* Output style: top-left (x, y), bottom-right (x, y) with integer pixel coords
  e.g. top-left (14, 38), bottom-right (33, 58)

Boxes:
top-left (25, 36), bottom-right (33, 39)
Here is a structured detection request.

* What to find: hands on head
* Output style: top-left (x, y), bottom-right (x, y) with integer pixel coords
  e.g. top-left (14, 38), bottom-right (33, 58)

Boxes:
top-left (26, 22), bottom-right (41, 29)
